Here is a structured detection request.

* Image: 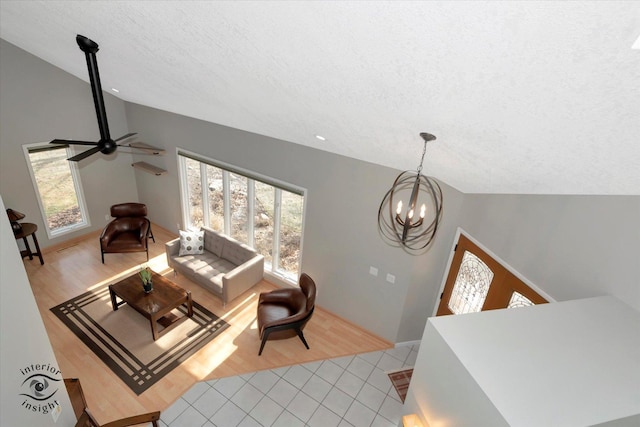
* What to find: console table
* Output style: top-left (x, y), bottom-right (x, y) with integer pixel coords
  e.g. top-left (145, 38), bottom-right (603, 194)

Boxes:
top-left (14, 222), bottom-right (44, 265)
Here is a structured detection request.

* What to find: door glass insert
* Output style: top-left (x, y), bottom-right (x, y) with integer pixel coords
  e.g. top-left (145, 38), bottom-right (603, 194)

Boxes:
top-left (448, 251), bottom-right (494, 314)
top-left (508, 291), bottom-right (534, 308)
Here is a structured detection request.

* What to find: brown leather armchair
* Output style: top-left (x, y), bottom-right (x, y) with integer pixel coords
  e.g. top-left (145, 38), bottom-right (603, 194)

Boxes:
top-left (100, 203), bottom-right (154, 264)
top-left (257, 273), bottom-right (316, 355)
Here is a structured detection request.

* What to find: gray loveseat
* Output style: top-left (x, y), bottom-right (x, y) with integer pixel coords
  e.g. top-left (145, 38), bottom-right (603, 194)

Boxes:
top-left (166, 226), bottom-right (264, 305)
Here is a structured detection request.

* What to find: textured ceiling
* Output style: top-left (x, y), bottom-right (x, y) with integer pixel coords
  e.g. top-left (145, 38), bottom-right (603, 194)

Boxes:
top-left (1, 1), bottom-right (639, 194)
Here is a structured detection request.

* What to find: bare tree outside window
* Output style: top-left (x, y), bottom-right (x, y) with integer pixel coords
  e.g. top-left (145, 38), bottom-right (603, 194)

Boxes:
top-left (229, 172), bottom-right (248, 242)
top-left (254, 181), bottom-right (274, 266)
top-left (206, 165), bottom-right (224, 231)
top-left (279, 191), bottom-right (303, 274)
top-left (25, 144), bottom-right (89, 237)
top-left (185, 157), bottom-right (204, 228)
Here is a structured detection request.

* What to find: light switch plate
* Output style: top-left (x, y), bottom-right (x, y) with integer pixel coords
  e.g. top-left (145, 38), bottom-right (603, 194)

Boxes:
top-left (386, 273), bottom-right (396, 284)
top-left (369, 266), bottom-right (378, 276)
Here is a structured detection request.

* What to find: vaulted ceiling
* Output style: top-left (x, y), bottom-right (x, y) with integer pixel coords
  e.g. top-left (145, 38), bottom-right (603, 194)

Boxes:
top-left (1, 1), bottom-right (638, 194)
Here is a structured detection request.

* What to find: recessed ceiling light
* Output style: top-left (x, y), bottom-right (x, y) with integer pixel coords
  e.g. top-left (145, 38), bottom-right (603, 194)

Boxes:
top-left (315, 135), bottom-right (326, 141)
top-left (111, 87), bottom-right (120, 93)
top-left (633, 34), bottom-right (640, 49)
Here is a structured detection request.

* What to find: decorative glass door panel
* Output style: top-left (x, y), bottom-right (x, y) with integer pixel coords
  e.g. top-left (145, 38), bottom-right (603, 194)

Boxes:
top-left (437, 233), bottom-right (548, 316)
top-left (507, 292), bottom-right (534, 308)
top-left (448, 251), bottom-right (494, 314)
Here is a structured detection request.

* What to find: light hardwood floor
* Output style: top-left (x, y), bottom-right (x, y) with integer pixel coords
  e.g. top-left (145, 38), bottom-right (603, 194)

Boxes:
top-left (24, 224), bottom-right (392, 424)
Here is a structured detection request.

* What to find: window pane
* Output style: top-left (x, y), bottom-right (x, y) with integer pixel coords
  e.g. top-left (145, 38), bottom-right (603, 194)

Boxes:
top-left (279, 191), bottom-right (303, 277)
top-left (448, 250), bottom-right (494, 314)
top-left (229, 172), bottom-right (248, 242)
top-left (254, 181), bottom-right (274, 266)
top-left (185, 157), bottom-right (203, 228)
top-left (508, 292), bottom-right (534, 308)
top-left (28, 148), bottom-right (84, 233)
top-left (206, 164), bottom-right (224, 231)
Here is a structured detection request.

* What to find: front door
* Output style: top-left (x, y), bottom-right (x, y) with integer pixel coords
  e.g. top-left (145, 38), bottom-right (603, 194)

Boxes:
top-left (436, 233), bottom-right (548, 316)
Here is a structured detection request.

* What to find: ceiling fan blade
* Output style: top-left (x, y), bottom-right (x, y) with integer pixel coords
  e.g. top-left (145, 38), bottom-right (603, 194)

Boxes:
top-left (67, 146), bottom-right (102, 162)
top-left (50, 139), bottom-right (98, 146)
top-left (114, 132), bottom-right (138, 143)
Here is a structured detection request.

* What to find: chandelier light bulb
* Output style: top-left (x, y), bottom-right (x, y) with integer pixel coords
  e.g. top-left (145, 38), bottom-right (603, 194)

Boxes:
top-left (420, 204), bottom-right (426, 219)
top-left (396, 201), bottom-right (403, 215)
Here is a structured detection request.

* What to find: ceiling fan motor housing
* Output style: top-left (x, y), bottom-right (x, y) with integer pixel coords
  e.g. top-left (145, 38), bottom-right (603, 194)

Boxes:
top-left (101, 139), bottom-right (117, 154)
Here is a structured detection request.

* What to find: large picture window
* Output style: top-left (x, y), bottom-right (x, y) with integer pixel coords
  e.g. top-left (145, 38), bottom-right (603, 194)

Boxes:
top-left (23, 143), bottom-right (90, 238)
top-left (178, 150), bottom-right (305, 283)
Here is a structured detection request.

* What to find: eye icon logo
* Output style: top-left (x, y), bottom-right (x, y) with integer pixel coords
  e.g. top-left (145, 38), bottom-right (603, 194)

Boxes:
top-left (19, 363), bottom-right (62, 415)
top-left (20, 374), bottom-right (59, 401)
top-left (21, 374), bottom-right (58, 400)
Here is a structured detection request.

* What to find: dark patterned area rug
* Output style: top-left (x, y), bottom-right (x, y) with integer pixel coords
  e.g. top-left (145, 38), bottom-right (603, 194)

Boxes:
top-left (51, 286), bottom-right (228, 395)
top-left (388, 368), bottom-right (413, 403)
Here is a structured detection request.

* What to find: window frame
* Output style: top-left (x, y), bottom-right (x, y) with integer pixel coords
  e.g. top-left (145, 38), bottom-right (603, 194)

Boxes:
top-left (22, 142), bottom-right (91, 239)
top-left (177, 148), bottom-right (306, 285)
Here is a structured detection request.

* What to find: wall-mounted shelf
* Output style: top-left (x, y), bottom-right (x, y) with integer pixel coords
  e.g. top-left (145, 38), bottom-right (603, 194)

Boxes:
top-left (123, 142), bottom-right (166, 155)
top-left (132, 161), bottom-right (167, 176)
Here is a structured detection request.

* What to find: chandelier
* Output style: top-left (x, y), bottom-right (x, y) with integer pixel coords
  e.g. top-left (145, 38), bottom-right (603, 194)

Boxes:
top-left (378, 132), bottom-right (443, 252)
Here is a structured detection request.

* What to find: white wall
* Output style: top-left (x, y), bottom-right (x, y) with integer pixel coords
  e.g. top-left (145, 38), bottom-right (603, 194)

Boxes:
top-left (0, 195), bottom-right (76, 426)
top-left (404, 296), bottom-right (640, 426)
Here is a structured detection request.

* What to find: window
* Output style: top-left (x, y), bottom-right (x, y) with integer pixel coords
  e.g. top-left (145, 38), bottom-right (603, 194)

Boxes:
top-left (178, 150), bottom-right (305, 283)
top-left (23, 143), bottom-right (90, 238)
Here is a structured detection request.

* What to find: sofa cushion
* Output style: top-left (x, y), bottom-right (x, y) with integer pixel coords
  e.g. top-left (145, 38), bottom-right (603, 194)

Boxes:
top-left (171, 252), bottom-right (218, 272)
top-left (203, 228), bottom-right (225, 257)
top-left (222, 241), bottom-right (256, 265)
top-left (179, 229), bottom-right (204, 256)
top-left (195, 262), bottom-right (235, 292)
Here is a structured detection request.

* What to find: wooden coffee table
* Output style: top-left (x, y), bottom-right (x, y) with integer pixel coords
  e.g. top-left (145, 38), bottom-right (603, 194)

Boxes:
top-left (109, 270), bottom-right (193, 341)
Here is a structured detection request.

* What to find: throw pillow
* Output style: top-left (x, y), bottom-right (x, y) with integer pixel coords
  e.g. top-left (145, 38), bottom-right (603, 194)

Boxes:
top-left (178, 229), bottom-right (205, 256)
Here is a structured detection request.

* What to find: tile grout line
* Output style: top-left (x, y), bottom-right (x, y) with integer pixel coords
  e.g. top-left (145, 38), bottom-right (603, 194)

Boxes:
top-left (163, 344), bottom-right (419, 427)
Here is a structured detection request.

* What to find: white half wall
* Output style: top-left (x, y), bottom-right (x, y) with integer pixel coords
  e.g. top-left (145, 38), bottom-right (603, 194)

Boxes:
top-left (403, 296), bottom-right (640, 426)
top-left (0, 195), bottom-right (75, 426)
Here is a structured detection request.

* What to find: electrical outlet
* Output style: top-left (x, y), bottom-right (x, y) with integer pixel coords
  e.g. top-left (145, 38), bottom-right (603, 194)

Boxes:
top-left (105, 214), bottom-right (110, 221)
top-left (386, 273), bottom-right (396, 284)
top-left (369, 266), bottom-right (378, 276)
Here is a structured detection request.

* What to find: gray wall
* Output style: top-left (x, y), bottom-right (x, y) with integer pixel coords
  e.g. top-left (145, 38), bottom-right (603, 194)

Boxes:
top-left (2, 38), bottom-right (638, 345)
top-left (0, 39), bottom-right (139, 248)
top-left (125, 103), bottom-right (463, 342)
top-left (457, 194), bottom-right (640, 312)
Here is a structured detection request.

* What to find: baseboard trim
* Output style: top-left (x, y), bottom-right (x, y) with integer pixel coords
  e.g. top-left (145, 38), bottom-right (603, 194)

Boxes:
top-left (395, 340), bottom-right (421, 348)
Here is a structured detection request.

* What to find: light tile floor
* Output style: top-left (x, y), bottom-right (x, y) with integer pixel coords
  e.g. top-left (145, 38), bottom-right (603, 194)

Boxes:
top-left (159, 343), bottom-right (419, 427)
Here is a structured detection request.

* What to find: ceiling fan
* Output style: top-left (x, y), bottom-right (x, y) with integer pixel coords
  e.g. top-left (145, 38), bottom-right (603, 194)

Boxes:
top-left (50, 35), bottom-right (150, 161)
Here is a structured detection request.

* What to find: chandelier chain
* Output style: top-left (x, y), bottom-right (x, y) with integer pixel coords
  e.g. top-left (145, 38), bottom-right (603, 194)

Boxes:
top-left (416, 139), bottom-right (428, 173)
